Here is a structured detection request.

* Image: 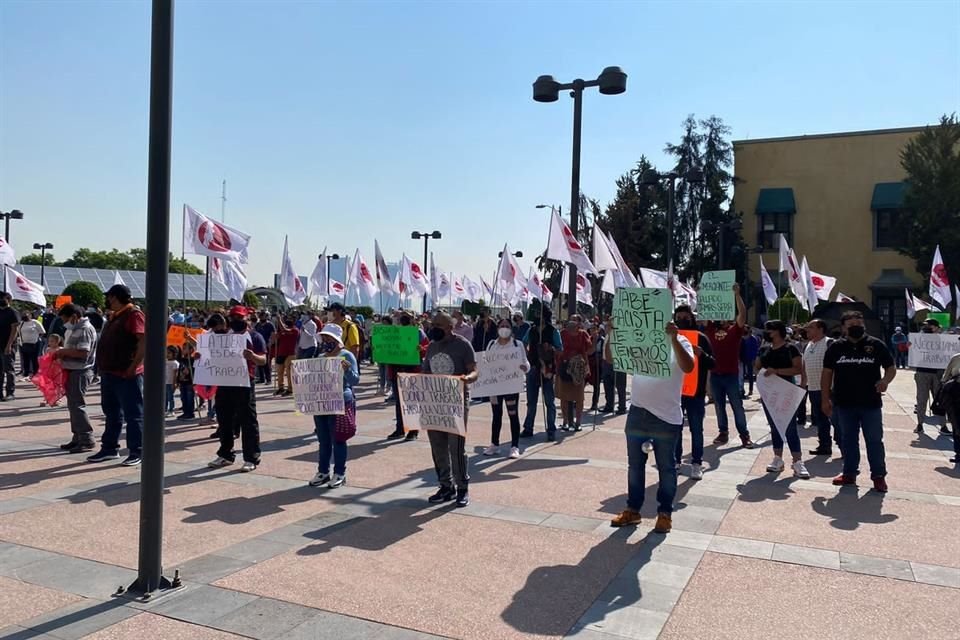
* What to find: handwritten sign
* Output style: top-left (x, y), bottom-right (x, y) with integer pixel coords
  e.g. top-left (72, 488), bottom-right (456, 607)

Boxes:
top-left (54, 295), bottom-right (72, 309)
top-left (167, 326), bottom-right (203, 348)
top-left (371, 325), bottom-right (421, 365)
top-left (610, 287), bottom-right (672, 378)
top-left (697, 270), bottom-right (736, 321)
top-left (290, 357), bottom-right (344, 415)
top-left (193, 333), bottom-right (250, 388)
top-left (679, 330), bottom-right (701, 397)
top-left (756, 369), bottom-right (806, 443)
top-left (908, 333), bottom-right (960, 369)
top-left (471, 343), bottom-right (527, 397)
top-left (397, 373), bottom-right (466, 435)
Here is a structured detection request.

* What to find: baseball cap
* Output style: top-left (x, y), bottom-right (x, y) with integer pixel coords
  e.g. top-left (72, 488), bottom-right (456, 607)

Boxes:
top-left (327, 302), bottom-right (346, 313)
top-left (105, 284), bottom-right (132, 300)
top-left (227, 305), bottom-right (250, 318)
top-left (924, 317), bottom-right (941, 328)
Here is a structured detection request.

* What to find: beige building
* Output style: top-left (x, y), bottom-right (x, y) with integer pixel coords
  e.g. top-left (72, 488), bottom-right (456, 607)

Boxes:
top-left (734, 126), bottom-right (925, 333)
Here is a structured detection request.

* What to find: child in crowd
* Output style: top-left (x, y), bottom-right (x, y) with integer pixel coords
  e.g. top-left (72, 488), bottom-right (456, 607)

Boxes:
top-left (178, 342), bottom-right (197, 420)
top-left (165, 346), bottom-right (180, 416)
top-left (38, 334), bottom-right (64, 407)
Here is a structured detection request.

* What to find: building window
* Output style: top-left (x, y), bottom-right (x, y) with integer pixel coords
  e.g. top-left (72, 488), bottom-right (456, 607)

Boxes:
top-left (874, 293), bottom-right (907, 337)
top-left (874, 209), bottom-right (901, 249)
top-left (758, 212), bottom-right (792, 250)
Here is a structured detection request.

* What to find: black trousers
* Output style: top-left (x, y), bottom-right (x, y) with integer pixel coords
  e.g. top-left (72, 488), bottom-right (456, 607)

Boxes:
top-left (602, 363), bottom-right (627, 411)
top-left (20, 343), bottom-right (39, 377)
top-left (491, 393), bottom-right (521, 447)
top-left (216, 382), bottom-right (261, 464)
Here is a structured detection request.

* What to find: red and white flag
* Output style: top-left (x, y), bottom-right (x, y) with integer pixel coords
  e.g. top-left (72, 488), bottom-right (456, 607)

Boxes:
top-left (800, 256), bottom-right (819, 313)
top-left (809, 269), bottom-right (837, 300)
top-left (835, 292), bottom-right (855, 303)
top-left (183, 205), bottom-right (251, 264)
top-left (560, 265), bottom-right (593, 307)
top-left (309, 250), bottom-right (328, 299)
top-left (759, 255), bottom-right (778, 305)
top-left (527, 269), bottom-right (553, 304)
top-left (279, 236), bottom-right (306, 306)
top-left (930, 245), bottom-right (951, 309)
top-left (462, 276), bottom-right (482, 302)
top-left (785, 249), bottom-right (806, 303)
top-left (348, 249), bottom-right (379, 299)
top-left (400, 254), bottom-right (430, 297)
top-left (5, 267), bottom-right (46, 307)
top-left (437, 271), bottom-right (451, 301)
top-left (212, 257), bottom-right (247, 303)
top-left (546, 210), bottom-right (597, 275)
top-left (497, 244), bottom-right (528, 297)
top-left (374, 240), bottom-right (396, 295)
top-left (778, 234), bottom-right (791, 273)
top-left (328, 279), bottom-right (345, 298)
top-left (451, 274), bottom-right (466, 301)
top-left (0, 238), bottom-right (16, 267)
top-left (605, 231), bottom-right (641, 288)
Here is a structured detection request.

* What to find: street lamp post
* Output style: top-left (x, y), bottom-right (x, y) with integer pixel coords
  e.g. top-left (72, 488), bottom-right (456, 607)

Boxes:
top-left (411, 230), bottom-right (441, 311)
top-left (321, 253), bottom-right (341, 297)
top-left (640, 169), bottom-right (704, 275)
top-left (0, 210), bottom-right (24, 243)
top-left (534, 67), bottom-right (626, 316)
top-left (32, 242), bottom-right (54, 287)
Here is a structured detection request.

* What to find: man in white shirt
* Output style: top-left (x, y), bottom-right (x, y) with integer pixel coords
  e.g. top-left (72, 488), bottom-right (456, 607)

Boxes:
top-left (297, 314), bottom-right (318, 359)
top-left (610, 321), bottom-right (694, 534)
top-left (802, 319), bottom-right (838, 456)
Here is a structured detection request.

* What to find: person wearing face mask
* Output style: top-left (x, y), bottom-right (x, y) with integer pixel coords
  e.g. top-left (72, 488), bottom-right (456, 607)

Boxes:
top-left (451, 310), bottom-right (474, 343)
top-left (556, 315), bottom-right (592, 431)
top-left (52, 304), bottom-right (98, 453)
top-left (912, 318), bottom-right (947, 435)
top-left (386, 312), bottom-right (428, 441)
top-left (673, 305), bottom-right (715, 480)
top-left (208, 308), bottom-right (268, 472)
top-left (482, 318), bottom-right (529, 458)
top-left (756, 320), bottom-right (810, 479)
top-left (0, 292), bottom-right (19, 401)
top-left (704, 284), bottom-right (755, 449)
top-left (89, 285), bottom-right (145, 466)
top-left (422, 312), bottom-right (478, 507)
top-left (822, 310), bottom-right (896, 492)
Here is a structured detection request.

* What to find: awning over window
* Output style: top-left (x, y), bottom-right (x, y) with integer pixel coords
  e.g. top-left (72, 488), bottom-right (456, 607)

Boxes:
top-left (869, 268), bottom-right (915, 290)
top-left (870, 182), bottom-right (905, 210)
top-left (755, 188), bottom-right (796, 214)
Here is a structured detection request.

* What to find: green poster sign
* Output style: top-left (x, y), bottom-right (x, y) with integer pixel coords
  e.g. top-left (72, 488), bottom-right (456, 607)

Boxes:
top-left (371, 325), bottom-right (421, 365)
top-left (609, 287), bottom-right (673, 378)
top-left (926, 312), bottom-right (951, 329)
top-left (697, 270), bottom-right (736, 321)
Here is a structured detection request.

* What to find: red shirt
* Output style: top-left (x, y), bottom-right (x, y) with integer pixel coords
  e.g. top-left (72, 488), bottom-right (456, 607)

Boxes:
top-left (705, 323), bottom-right (743, 375)
top-left (276, 328), bottom-right (299, 357)
top-left (97, 306), bottom-right (146, 377)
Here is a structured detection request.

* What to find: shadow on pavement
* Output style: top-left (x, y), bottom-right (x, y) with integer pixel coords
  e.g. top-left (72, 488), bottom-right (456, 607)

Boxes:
top-left (811, 487), bottom-right (898, 530)
top-left (735, 474), bottom-right (798, 502)
top-left (295, 505), bottom-right (448, 556)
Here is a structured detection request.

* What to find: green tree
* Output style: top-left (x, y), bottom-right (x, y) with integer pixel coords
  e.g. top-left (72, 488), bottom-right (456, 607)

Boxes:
top-left (767, 293), bottom-right (810, 324)
top-left (242, 291), bottom-right (260, 308)
top-left (61, 281), bottom-right (105, 309)
top-left (53, 248), bottom-right (201, 274)
top-left (899, 114), bottom-right (960, 306)
top-left (19, 252), bottom-right (56, 266)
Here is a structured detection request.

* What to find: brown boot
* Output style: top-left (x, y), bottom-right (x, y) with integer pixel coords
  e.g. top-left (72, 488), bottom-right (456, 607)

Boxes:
top-left (653, 512), bottom-right (672, 534)
top-left (740, 436), bottom-right (756, 449)
top-left (610, 509), bottom-right (642, 527)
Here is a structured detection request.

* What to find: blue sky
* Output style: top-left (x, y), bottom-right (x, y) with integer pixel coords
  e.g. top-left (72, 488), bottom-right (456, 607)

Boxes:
top-left (1, 0), bottom-right (957, 293)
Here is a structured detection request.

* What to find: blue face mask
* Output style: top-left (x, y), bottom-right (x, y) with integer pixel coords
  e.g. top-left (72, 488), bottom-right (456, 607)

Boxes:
top-left (319, 341), bottom-right (338, 354)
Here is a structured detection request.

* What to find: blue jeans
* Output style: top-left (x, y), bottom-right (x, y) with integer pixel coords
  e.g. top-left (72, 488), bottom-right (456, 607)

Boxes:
top-left (625, 406), bottom-right (679, 514)
top-left (710, 373), bottom-right (749, 438)
top-left (676, 395), bottom-right (705, 465)
top-left (763, 402), bottom-right (801, 455)
top-left (314, 414), bottom-right (348, 475)
top-left (835, 406), bottom-right (886, 478)
top-left (100, 373), bottom-right (144, 456)
top-left (165, 384), bottom-right (175, 413)
top-left (180, 383), bottom-right (195, 418)
top-left (809, 390), bottom-right (840, 450)
top-left (522, 368), bottom-right (556, 434)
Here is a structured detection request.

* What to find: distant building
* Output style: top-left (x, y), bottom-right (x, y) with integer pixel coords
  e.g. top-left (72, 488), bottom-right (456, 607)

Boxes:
top-left (735, 126), bottom-right (925, 334)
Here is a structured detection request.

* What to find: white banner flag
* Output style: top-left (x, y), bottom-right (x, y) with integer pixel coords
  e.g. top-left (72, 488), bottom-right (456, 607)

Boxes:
top-left (309, 251), bottom-right (328, 299)
top-left (5, 267), bottom-right (46, 307)
top-left (183, 204), bottom-right (251, 264)
top-left (279, 236), bottom-right (306, 306)
top-left (801, 256), bottom-right (819, 313)
top-left (545, 210), bottom-right (597, 275)
top-left (778, 234), bottom-right (790, 273)
top-left (835, 292), bottom-right (855, 303)
top-left (759, 255), bottom-right (778, 305)
top-left (930, 245), bottom-right (952, 309)
top-left (462, 276), bottom-right (482, 302)
top-left (349, 249), bottom-right (379, 299)
top-left (592, 225), bottom-right (618, 273)
top-left (374, 240), bottom-right (396, 294)
top-left (212, 258), bottom-right (247, 302)
top-left (810, 270), bottom-right (837, 300)
top-left (0, 239), bottom-right (15, 267)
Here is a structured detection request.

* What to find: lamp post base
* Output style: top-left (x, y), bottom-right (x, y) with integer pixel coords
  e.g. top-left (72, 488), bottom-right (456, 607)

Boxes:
top-left (115, 570), bottom-right (184, 603)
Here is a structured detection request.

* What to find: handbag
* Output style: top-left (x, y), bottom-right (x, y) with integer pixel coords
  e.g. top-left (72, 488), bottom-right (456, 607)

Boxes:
top-left (334, 402), bottom-right (357, 443)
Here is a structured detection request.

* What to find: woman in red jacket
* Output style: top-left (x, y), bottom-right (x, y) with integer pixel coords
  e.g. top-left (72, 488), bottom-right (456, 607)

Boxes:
top-left (556, 315), bottom-right (592, 432)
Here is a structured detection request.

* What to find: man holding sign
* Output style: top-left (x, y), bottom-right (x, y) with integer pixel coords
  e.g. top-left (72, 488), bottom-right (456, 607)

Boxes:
top-left (673, 305), bottom-right (715, 480)
top-left (610, 288), bottom-right (695, 535)
top-left (704, 283), bottom-right (755, 449)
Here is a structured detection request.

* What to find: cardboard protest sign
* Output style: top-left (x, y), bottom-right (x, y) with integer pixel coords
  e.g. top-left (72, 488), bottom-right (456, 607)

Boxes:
top-left (166, 326), bottom-right (203, 347)
top-left (193, 333), bottom-right (250, 387)
top-left (290, 357), bottom-right (345, 415)
top-left (679, 330), bottom-right (700, 397)
top-left (697, 270), bottom-right (736, 321)
top-left (54, 295), bottom-right (72, 309)
top-left (371, 324), bottom-right (421, 365)
top-left (756, 369), bottom-right (806, 443)
top-left (471, 343), bottom-right (527, 397)
top-left (610, 287), bottom-right (673, 378)
top-left (908, 332), bottom-right (960, 369)
top-left (397, 373), bottom-right (466, 435)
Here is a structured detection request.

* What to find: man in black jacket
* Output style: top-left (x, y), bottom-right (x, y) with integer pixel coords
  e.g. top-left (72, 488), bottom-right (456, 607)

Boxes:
top-left (673, 305), bottom-right (715, 480)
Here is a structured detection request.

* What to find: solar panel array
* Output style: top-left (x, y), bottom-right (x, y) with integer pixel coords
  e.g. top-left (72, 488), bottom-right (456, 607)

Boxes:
top-left (14, 265), bottom-right (233, 302)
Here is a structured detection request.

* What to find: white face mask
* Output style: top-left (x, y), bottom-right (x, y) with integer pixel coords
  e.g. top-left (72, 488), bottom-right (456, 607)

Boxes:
top-left (498, 327), bottom-right (512, 339)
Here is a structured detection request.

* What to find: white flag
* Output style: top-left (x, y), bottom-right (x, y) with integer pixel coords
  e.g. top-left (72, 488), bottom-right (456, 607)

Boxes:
top-left (309, 252), bottom-right (328, 299)
top-left (801, 256), bottom-right (819, 313)
top-left (279, 236), bottom-right (306, 306)
top-left (809, 270), bottom-right (837, 300)
top-left (328, 279), bottom-right (345, 298)
top-left (0, 239), bottom-right (16, 267)
top-left (638, 267), bottom-right (669, 289)
top-left (497, 244), bottom-right (527, 296)
top-left (786, 249), bottom-right (806, 304)
top-left (5, 267), bottom-right (46, 307)
top-left (527, 269), bottom-right (553, 304)
top-left (430, 253), bottom-right (440, 303)
top-left (451, 274), bottom-right (466, 302)
top-left (545, 210), bottom-right (597, 275)
top-left (560, 265), bottom-right (593, 307)
top-left (437, 272), bottom-right (451, 301)
top-left (349, 249), bottom-right (379, 299)
top-left (930, 245), bottom-right (952, 309)
top-left (835, 292), bottom-right (855, 303)
top-left (112, 271), bottom-right (126, 287)
top-left (592, 225), bottom-right (618, 273)
top-left (601, 269), bottom-right (617, 295)
top-left (374, 240), bottom-right (396, 294)
top-left (481, 276), bottom-right (497, 305)
top-left (400, 254), bottom-right (429, 297)
top-left (906, 288), bottom-right (916, 319)
top-left (215, 258), bottom-right (247, 302)
top-left (605, 232), bottom-right (641, 288)
top-left (462, 276), bottom-right (482, 303)
top-left (759, 255), bottom-right (779, 305)
top-left (183, 204), bottom-right (251, 264)
top-left (778, 234), bottom-right (791, 273)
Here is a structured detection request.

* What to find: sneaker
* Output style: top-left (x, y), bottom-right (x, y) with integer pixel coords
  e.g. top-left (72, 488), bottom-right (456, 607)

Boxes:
top-left (67, 442), bottom-right (96, 454)
top-left (872, 476), bottom-right (888, 493)
top-left (610, 509), bottom-right (642, 527)
top-left (207, 456), bottom-right (234, 469)
top-left (690, 463), bottom-right (703, 480)
top-left (560, 423), bottom-right (570, 432)
top-left (308, 472), bottom-right (330, 487)
top-left (482, 444), bottom-right (499, 456)
top-left (509, 447), bottom-right (521, 459)
top-left (792, 460), bottom-right (811, 479)
top-left (87, 450), bottom-right (120, 463)
top-left (713, 433), bottom-right (729, 445)
top-left (808, 447), bottom-right (832, 456)
top-left (914, 424), bottom-right (924, 434)
top-left (386, 430), bottom-right (405, 440)
top-left (404, 431), bottom-right (419, 441)
top-left (519, 430), bottom-right (534, 439)
top-left (428, 488), bottom-right (455, 504)
top-left (653, 512), bottom-right (672, 534)
top-left (328, 473), bottom-right (345, 488)
top-left (832, 474), bottom-right (856, 486)
top-left (573, 423), bottom-right (582, 432)
top-left (740, 436), bottom-right (756, 450)
top-left (240, 461), bottom-right (257, 473)
top-left (455, 488), bottom-right (469, 507)
top-left (940, 425), bottom-right (952, 435)
top-left (766, 456), bottom-right (785, 473)
top-left (121, 454), bottom-right (142, 467)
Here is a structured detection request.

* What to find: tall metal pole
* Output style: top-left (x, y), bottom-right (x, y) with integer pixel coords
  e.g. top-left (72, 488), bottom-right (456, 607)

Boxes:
top-left (134, 0), bottom-right (175, 596)
top-left (666, 178), bottom-right (675, 275)
top-left (4, 216), bottom-right (9, 243)
top-left (39, 246), bottom-right (46, 287)
top-left (567, 82), bottom-right (584, 319)
top-left (422, 236), bottom-right (429, 312)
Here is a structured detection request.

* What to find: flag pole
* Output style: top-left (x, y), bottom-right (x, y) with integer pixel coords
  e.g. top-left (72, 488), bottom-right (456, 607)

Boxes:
top-left (181, 205), bottom-right (186, 311)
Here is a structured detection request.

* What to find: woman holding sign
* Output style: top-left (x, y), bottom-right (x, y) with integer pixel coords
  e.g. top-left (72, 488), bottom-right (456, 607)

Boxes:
top-left (308, 323), bottom-right (360, 489)
top-left (483, 318), bottom-right (529, 459)
top-left (755, 320), bottom-right (810, 479)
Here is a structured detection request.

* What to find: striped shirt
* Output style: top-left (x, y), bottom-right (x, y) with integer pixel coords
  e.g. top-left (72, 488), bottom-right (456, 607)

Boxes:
top-left (803, 337), bottom-right (831, 391)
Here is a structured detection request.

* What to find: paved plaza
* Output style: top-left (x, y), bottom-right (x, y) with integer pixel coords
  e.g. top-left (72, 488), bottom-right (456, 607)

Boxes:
top-left (0, 367), bottom-right (957, 640)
